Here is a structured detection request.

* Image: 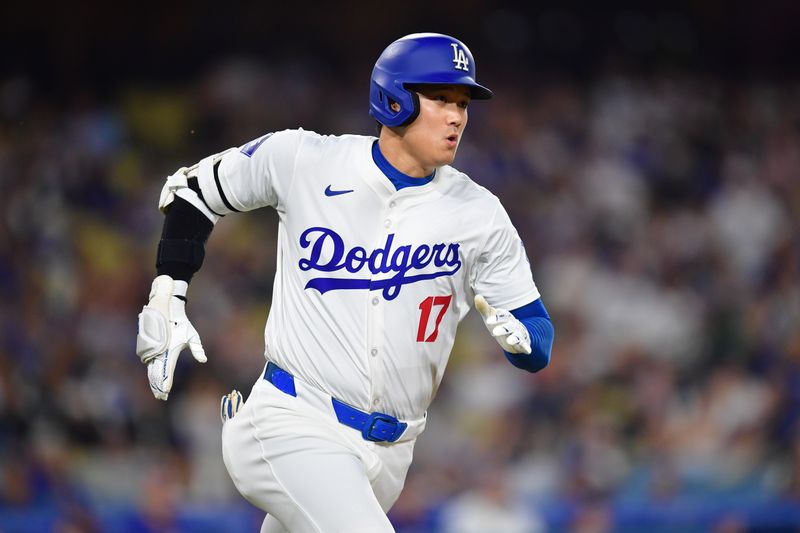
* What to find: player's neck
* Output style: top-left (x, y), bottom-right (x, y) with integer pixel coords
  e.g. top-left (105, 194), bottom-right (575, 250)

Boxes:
top-left (377, 135), bottom-right (435, 178)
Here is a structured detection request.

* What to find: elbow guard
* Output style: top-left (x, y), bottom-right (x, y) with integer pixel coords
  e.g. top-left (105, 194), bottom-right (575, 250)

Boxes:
top-left (158, 166), bottom-right (217, 224)
top-left (157, 147), bottom-right (237, 224)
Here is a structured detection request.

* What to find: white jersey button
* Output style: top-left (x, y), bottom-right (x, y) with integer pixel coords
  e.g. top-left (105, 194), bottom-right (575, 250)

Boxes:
top-left (371, 348), bottom-right (378, 356)
top-left (373, 397), bottom-right (381, 406)
top-left (389, 201), bottom-right (396, 208)
top-left (383, 219), bottom-right (391, 228)
top-left (371, 297), bottom-right (379, 306)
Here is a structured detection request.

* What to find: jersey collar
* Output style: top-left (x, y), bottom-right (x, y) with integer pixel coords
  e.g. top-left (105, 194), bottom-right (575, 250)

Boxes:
top-left (371, 140), bottom-right (435, 191)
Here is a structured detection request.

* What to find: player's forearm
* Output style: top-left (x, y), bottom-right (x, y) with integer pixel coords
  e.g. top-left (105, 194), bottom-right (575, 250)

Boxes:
top-left (504, 299), bottom-right (554, 372)
top-left (503, 315), bottom-right (554, 372)
top-left (156, 197), bottom-right (214, 282)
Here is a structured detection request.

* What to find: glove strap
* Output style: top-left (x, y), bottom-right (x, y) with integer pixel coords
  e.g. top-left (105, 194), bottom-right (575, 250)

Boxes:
top-left (173, 280), bottom-right (188, 298)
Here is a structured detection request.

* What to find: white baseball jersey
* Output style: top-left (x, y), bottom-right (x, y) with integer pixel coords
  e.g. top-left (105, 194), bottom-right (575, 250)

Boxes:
top-left (190, 129), bottom-right (539, 421)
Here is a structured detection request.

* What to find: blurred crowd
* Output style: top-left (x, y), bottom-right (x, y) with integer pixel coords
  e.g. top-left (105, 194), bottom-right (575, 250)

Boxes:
top-left (0, 57), bottom-right (798, 532)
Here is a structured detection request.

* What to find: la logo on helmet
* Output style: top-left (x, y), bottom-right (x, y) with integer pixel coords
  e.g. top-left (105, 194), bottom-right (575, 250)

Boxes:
top-left (450, 43), bottom-right (469, 71)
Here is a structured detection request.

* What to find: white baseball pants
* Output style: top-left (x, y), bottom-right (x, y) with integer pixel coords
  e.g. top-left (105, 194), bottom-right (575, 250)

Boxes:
top-left (221, 371), bottom-right (419, 532)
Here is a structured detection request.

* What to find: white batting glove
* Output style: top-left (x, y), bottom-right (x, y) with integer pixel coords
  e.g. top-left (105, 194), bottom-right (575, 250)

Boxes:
top-left (220, 389), bottom-right (243, 423)
top-left (474, 295), bottom-right (531, 355)
top-left (136, 275), bottom-right (207, 400)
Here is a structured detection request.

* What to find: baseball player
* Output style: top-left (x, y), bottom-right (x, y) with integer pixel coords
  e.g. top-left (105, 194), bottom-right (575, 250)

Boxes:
top-left (136, 33), bottom-right (554, 532)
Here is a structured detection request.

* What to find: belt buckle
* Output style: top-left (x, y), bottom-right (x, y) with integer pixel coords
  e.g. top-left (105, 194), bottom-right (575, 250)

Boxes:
top-left (362, 412), bottom-right (405, 443)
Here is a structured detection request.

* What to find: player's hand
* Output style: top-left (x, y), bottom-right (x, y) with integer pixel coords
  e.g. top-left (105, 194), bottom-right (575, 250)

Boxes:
top-left (136, 275), bottom-right (207, 400)
top-left (474, 295), bottom-right (531, 354)
top-left (220, 389), bottom-right (243, 423)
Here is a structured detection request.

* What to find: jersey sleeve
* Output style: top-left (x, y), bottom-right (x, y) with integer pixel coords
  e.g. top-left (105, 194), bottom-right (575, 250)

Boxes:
top-left (195, 129), bottom-right (305, 215)
top-left (470, 201), bottom-right (540, 310)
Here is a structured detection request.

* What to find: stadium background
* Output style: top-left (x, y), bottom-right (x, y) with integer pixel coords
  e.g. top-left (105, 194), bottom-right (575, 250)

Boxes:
top-left (1, 1), bottom-right (799, 531)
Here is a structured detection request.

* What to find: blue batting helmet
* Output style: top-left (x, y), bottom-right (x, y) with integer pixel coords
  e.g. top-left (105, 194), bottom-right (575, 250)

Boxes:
top-left (369, 33), bottom-right (493, 128)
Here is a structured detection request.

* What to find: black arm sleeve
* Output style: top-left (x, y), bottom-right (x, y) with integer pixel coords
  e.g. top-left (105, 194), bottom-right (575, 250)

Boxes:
top-left (155, 197), bottom-right (214, 282)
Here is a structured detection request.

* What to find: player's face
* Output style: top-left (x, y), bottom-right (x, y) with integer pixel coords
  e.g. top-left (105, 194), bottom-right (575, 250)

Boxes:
top-left (402, 85), bottom-right (470, 174)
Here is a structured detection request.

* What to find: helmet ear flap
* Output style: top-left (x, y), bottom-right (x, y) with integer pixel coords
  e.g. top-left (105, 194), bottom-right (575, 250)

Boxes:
top-left (397, 91), bottom-right (420, 127)
top-left (370, 79), bottom-right (419, 127)
top-left (383, 90), bottom-right (420, 128)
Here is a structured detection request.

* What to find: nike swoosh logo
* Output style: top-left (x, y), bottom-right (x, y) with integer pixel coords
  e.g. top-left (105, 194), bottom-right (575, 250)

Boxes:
top-left (325, 185), bottom-right (354, 197)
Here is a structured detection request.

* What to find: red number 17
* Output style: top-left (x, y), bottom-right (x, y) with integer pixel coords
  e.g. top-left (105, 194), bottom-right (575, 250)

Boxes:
top-left (417, 295), bottom-right (453, 342)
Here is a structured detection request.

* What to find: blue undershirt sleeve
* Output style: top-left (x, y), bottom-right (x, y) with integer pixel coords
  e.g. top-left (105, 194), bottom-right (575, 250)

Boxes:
top-left (505, 298), bottom-right (554, 373)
